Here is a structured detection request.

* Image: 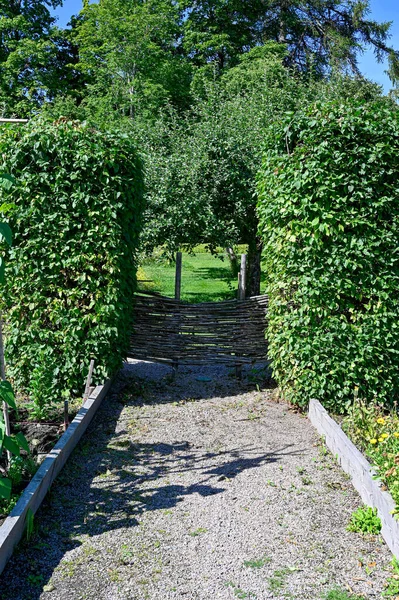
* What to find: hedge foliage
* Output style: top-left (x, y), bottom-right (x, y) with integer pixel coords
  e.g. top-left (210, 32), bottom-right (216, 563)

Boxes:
top-left (0, 119), bottom-right (144, 398)
top-left (258, 100), bottom-right (399, 412)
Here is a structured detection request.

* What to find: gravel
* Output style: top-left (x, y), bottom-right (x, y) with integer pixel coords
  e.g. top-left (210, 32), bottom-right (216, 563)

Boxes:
top-left (0, 360), bottom-right (393, 600)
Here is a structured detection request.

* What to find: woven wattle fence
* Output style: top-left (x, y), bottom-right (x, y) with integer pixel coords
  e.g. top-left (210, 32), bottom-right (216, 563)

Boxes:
top-left (128, 292), bottom-right (269, 365)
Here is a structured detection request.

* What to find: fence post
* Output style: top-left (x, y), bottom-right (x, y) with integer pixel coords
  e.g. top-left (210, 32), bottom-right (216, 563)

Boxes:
top-left (175, 251), bottom-right (182, 301)
top-left (63, 400), bottom-right (69, 431)
top-left (236, 254), bottom-right (247, 379)
top-left (238, 254), bottom-right (247, 301)
top-left (82, 359), bottom-right (95, 406)
top-left (172, 252), bottom-right (182, 374)
top-left (0, 316), bottom-right (11, 464)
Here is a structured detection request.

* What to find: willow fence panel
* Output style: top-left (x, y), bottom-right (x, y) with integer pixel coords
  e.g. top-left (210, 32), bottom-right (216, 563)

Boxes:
top-left (128, 292), bottom-right (269, 365)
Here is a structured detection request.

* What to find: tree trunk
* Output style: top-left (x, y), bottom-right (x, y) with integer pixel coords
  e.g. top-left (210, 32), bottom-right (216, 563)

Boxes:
top-left (225, 246), bottom-right (239, 277)
top-left (247, 236), bottom-right (263, 297)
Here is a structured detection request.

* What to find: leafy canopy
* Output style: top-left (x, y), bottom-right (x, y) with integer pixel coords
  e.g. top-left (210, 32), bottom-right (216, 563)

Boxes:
top-left (258, 98), bottom-right (399, 412)
top-left (71, 0), bottom-right (192, 121)
top-left (0, 0), bottom-right (79, 117)
top-left (0, 119), bottom-right (145, 397)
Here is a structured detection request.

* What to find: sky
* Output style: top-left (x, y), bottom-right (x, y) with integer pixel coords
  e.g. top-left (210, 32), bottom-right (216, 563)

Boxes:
top-left (51, 0), bottom-right (399, 93)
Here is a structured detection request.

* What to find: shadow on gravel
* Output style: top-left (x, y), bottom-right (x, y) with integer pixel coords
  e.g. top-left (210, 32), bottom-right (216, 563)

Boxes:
top-left (123, 360), bottom-right (277, 404)
top-left (0, 363), bottom-right (285, 600)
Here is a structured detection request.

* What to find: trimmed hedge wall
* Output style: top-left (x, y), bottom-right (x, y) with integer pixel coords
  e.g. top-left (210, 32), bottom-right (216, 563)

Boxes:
top-left (0, 119), bottom-right (144, 397)
top-left (257, 100), bottom-right (399, 412)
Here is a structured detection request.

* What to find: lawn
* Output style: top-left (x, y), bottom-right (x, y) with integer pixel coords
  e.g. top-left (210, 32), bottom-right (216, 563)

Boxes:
top-left (138, 246), bottom-right (245, 303)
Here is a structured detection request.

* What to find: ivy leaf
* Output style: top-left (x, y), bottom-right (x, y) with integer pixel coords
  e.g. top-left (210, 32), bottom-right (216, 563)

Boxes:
top-left (15, 432), bottom-right (30, 453)
top-left (0, 477), bottom-right (11, 500)
top-left (0, 381), bottom-right (16, 410)
top-left (0, 174), bottom-right (15, 191)
top-left (3, 435), bottom-right (20, 456)
top-left (0, 223), bottom-right (12, 246)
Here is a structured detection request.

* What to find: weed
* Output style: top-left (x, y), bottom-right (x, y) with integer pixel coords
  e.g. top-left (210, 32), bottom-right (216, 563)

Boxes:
top-left (224, 582), bottom-right (256, 598)
top-left (247, 410), bottom-right (260, 421)
top-left (189, 527), bottom-right (207, 537)
top-left (243, 556), bottom-right (271, 569)
top-left (268, 574), bottom-right (285, 593)
top-left (267, 567), bottom-right (297, 593)
top-left (383, 557), bottom-right (399, 597)
top-left (347, 505), bottom-right (381, 535)
top-left (108, 569), bottom-right (120, 582)
top-left (301, 476), bottom-right (313, 485)
top-left (27, 573), bottom-right (44, 587)
top-left (324, 588), bottom-right (363, 599)
top-left (26, 508), bottom-right (34, 541)
top-left (234, 589), bottom-right (256, 599)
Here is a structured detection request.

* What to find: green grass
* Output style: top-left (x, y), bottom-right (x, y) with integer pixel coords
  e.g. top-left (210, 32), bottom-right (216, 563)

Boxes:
top-left (139, 245), bottom-right (247, 303)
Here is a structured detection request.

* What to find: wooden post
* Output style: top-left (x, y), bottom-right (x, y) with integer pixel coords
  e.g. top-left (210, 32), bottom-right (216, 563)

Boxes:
top-left (63, 400), bottom-right (69, 431)
top-left (175, 251), bottom-right (182, 300)
top-left (238, 254), bottom-right (247, 301)
top-left (0, 317), bottom-right (11, 463)
top-left (172, 252), bottom-right (182, 374)
top-left (236, 254), bottom-right (247, 379)
top-left (82, 359), bottom-right (95, 405)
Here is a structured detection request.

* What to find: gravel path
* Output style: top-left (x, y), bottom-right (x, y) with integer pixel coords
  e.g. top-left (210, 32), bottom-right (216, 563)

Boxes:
top-left (0, 360), bottom-right (393, 600)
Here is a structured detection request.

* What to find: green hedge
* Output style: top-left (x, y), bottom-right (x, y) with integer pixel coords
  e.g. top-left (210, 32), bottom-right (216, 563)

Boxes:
top-left (257, 100), bottom-right (399, 412)
top-left (0, 119), bottom-right (144, 398)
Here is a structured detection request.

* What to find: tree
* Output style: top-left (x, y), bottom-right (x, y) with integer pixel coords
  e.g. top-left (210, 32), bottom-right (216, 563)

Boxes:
top-left (0, 0), bottom-right (77, 117)
top-left (71, 0), bottom-right (192, 122)
top-left (138, 45), bottom-right (383, 294)
top-left (179, 0), bottom-right (399, 84)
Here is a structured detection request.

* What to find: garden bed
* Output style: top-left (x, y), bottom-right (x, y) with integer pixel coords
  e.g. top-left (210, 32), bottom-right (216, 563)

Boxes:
top-left (308, 398), bottom-right (399, 559)
top-left (0, 380), bottom-right (111, 576)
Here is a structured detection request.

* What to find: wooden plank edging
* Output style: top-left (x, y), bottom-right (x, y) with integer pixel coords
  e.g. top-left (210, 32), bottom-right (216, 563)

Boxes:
top-left (0, 379), bottom-right (112, 576)
top-left (308, 398), bottom-right (399, 558)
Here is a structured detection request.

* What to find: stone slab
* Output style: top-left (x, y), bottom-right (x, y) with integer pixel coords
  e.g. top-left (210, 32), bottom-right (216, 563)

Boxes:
top-left (309, 398), bottom-right (399, 558)
top-left (0, 379), bottom-right (112, 575)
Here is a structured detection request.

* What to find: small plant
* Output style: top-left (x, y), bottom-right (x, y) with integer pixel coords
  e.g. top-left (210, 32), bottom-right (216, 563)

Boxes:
top-left (342, 400), bottom-right (399, 515)
top-left (234, 589), bottom-right (256, 599)
top-left (224, 583), bottom-right (256, 599)
top-left (347, 505), bottom-right (381, 535)
top-left (27, 573), bottom-right (44, 587)
top-left (301, 476), bottom-right (313, 486)
top-left (8, 455), bottom-right (36, 487)
top-left (383, 557), bottom-right (399, 597)
top-left (267, 568), bottom-right (295, 593)
top-left (324, 589), bottom-right (363, 600)
top-left (26, 508), bottom-right (34, 541)
top-left (189, 527), bottom-right (207, 537)
top-left (243, 556), bottom-right (271, 569)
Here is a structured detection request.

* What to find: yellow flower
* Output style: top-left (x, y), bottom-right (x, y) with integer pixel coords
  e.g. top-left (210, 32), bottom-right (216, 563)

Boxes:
top-left (381, 433), bottom-right (389, 439)
top-left (378, 437), bottom-right (385, 442)
top-left (394, 432), bottom-right (399, 438)
top-left (377, 418), bottom-right (386, 425)
top-left (370, 439), bottom-right (378, 445)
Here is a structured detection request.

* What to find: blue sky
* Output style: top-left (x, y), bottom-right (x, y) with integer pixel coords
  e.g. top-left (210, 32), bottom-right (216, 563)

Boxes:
top-left (52, 0), bottom-right (399, 93)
